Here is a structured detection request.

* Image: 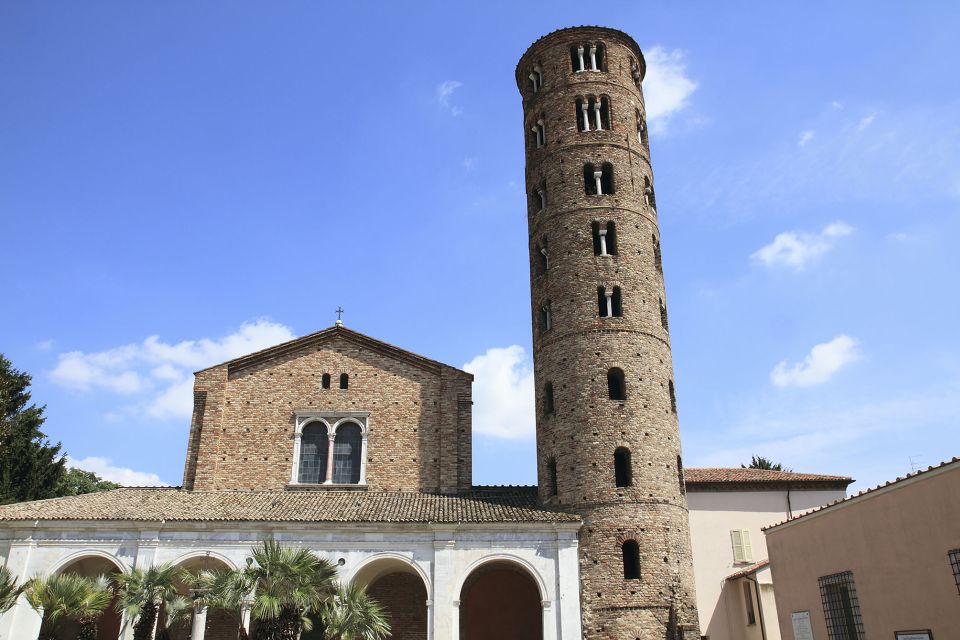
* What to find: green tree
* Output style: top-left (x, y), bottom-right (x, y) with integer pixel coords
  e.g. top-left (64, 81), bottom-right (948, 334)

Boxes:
top-left (0, 566), bottom-right (24, 615)
top-left (321, 582), bottom-right (390, 640)
top-left (156, 594), bottom-right (192, 640)
top-left (0, 354), bottom-right (65, 505)
top-left (56, 467), bottom-right (120, 496)
top-left (742, 455), bottom-right (792, 472)
top-left (25, 572), bottom-right (113, 640)
top-left (113, 563), bottom-right (181, 640)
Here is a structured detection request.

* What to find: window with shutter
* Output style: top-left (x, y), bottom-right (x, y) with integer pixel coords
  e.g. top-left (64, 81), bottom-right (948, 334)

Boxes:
top-left (731, 530), bottom-right (754, 563)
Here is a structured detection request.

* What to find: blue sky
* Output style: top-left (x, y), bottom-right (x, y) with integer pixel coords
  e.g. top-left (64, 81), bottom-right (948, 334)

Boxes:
top-left (2, 2), bottom-right (958, 492)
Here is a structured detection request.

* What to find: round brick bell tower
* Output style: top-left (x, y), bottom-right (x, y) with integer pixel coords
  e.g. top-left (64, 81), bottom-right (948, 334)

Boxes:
top-left (516, 27), bottom-right (700, 640)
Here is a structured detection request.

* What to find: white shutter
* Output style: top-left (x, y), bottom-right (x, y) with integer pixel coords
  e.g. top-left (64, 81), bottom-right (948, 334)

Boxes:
top-left (731, 530), bottom-right (753, 563)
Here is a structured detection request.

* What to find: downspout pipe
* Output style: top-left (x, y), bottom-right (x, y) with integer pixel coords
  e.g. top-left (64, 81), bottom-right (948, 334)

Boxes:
top-left (747, 573), bottom-right (768, 640)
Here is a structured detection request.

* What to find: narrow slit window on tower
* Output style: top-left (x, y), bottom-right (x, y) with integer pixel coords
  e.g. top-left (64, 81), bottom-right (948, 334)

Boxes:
top-left (583, 163), bottom-right (597, 195)
top-left (599, 286), bottom-right (622, 317)
top-left (571, 44), bottom-right (586, 73)
top-left (644, 176), bottom-right (656, 210)
top-left (594, 221), bottom-right (617, 256)
top-left (528, 65), bottom-right (542, 94)
top-left (614, 447), bottom-right (632, 487)
top-left (531, 181), bottom-right (547, 212)
top-left (636, 109), bottom-right (648, 145)
top-left (622, 540), bottom-right (641, 579)
top-left (659, 298), bottom-right (669, 331)
top-left (547, 457), bottom-right (558, 497)
top-left (339, 373), bottom-right (349, 390)
top-left (544, 382), bottom-right (555, 414)
top-left (630, 58), bottom-right (642, 86)
top-left (678, 455), bottom-right (686, 495)
top-left (321, 373), bottom-right (331, 389)
top-left (540, 300), bottom-right (552, 332)
top-left (608, 367), bottom-right (626, 401)
top-left (668, 379), bottom-right (677, 413)
top-left (653, 234), bottom-right (663, 273)
top-left (593, 42), bottom-right (606, 71)
top-left (600, 163), bottom-right (615, 194)
top-left (599, 96), bottom-right (611, 130)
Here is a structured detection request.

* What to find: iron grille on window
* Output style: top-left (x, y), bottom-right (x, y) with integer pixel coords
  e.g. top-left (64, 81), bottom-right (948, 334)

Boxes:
top-left (818, 571), bottom-right (865, 640)
top-left (950, 549), bottom-right (960, 596)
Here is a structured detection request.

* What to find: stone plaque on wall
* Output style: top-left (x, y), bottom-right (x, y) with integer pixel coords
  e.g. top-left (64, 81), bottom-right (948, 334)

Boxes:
top-left (791, 611), bottom-right (813, 640)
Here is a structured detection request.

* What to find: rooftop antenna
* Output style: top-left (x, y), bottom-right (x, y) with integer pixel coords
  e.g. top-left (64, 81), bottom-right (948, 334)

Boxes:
top-left (335, 306), bottom-right (344, 327)
top-left (908, 455), bottom-right (923, 473)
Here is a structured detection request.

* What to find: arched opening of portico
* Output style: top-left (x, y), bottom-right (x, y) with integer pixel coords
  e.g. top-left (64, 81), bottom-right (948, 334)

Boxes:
top-left (53, 555), bottom-right (123, 640)
top-left (458, 560), bottom-right (542, 640)
top-left (167, 555), bottom-right (239, 640)
top-left (343, 556), bottom-right (429, 640)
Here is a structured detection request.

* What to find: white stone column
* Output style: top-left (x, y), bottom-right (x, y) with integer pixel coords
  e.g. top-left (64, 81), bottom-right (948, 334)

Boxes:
top-left (290, 430), bottom-right (303, 484)
top-left (240, 600), bottom-right (253, 635)
top-left (450, 600), bottom-right (460, 640)
top-left (191, 602), bottom-right (208, 640)
top-left (556, 530), bottom-right (583, 639)
top-left (542, 600), bottom-right (556, 640)
top-left (359, 433), bottom-right (369, 485)
top-left (589, 45), bottom-right (598, 70)
top-left (598, 228), bottom-right (608, 256)
top-left (577, 46), bottom-right (585, 72)
top-left (594, 104), bottom-right (602, 130)
top-left (431, 532), bottom-right (456, 640)
top-left (122, 532), bottom-right (159, 640)
top-left (605, 290), bottom-right (614, 317)
top-left (324, 433), bottom-right (336, 484)
top-left (594, 170), bottom-right (603, 195)
top-left (580, 102), bottom-right (590, 131)
top-left (0, 541), bottom-right (42, 640)
top-left (425, 599), bottom-right (434, 640)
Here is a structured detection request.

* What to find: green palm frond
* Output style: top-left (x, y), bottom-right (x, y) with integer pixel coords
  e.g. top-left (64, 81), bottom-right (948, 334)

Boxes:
top-left (25, 572), bottom-right (112, 637)
top-left (0, 566), bottom-right (24, 614)
top-left (321, 582), bottom-right (390, 640)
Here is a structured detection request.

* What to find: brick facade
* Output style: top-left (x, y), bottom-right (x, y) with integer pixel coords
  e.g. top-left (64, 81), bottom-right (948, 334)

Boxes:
top-left (182, 326), bottom-right (473, 493)
top-left (367, 572), bottom-right (428, 640)
top-left (516, 27), bottom-right (701, 639)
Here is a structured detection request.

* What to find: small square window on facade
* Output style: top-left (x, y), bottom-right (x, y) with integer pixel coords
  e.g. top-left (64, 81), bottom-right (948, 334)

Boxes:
top-left (730, 529), bottom-right (753, 563)
top-left (818, 571), bottom-right (866, 640)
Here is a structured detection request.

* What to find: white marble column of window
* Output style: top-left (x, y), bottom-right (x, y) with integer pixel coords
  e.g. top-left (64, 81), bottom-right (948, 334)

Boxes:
top-left (577, 46), bottom-right (585, 72)
top-left (605, 289), bottom-right (614, 317)
top-left (290, 424), bottom-right (304, 484)
top-left (594, 102), bottom-right (602, 130)
top-left (359, 429), bottom-right (369, 485)
top-left (580, 102), bottom-right (590, 131)
top-left (594, 171), bottom-right (603, 195)
top-left (324, 432), bottom-right (336, 484)
top-left (598, 228), bottom-right (608, 255)
top-left (589, 45), bottom-right (598, 71)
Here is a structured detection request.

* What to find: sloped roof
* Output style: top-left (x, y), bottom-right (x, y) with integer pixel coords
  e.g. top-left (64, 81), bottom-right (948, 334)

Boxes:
top-left (198, 324), bottom-right (472, 378)
top-left (684, 468), bottom-right (853, 490)
top-left (764, 456), bottom-right (960, 532)
top-left (726, 559), bottom-right (770, 581)
top-left (0, 487), bottom-right (578, 525)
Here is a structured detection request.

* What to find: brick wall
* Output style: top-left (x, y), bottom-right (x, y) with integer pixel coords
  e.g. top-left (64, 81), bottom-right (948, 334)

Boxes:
top-left (367, 572), bottom-right (428, 640)
top-left (181, 328), bottom-right (473, 493)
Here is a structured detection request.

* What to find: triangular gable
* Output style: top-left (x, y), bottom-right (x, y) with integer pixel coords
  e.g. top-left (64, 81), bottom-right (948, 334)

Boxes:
top-left (196, 325), bottom-right (472, 378)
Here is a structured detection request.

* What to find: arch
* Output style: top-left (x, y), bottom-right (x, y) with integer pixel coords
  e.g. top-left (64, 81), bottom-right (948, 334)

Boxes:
top-left (349, 552), bottom-right (432, 594)
top-left (622, 540), bottom-right (641, 580)
top-left (600, 162), bottom-right (615, 194)
top-left (54, 553), bottom-right (126, 640)
top-left (583, 163), bottom-right (597, 195)
top-left (599, 95), bottom-right (611, 130)
top-left (455, 554), bottom-right (548, 603)
top-left (331, 416), bottom-right (367, 435)
top-left (168, 554), bottom-right (237, 640)
top-left (339, 373), bottom-right (349, 389)
top-left (51, 549), bottom-right (128, 576)
top-left (608, 367), bottom-right (626, 401)
top-left (167, 549), bottom-right (239, 573)
top-left (321, 372), bottom-right (331, 389)
top-left (594, 42), bottom-right (607, 71)
top-left (457, 555), bottom-right (546, 640)
top-left (299, 421), bottom-right (329, 484)
top-left (350, 554), bottom-right (431, 640)
top-left (614, 447), bottom-right (632, 487)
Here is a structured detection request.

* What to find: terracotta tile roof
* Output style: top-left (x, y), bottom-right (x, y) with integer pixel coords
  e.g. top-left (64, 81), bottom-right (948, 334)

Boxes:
top-left (726, 559), bottom-right (770, 581)
top-left (684, 468), bottom-right (853, 490)
top-left (764, 456), bottom-right (960, 532)
top-left (0, 486), bottom-right (579, 525)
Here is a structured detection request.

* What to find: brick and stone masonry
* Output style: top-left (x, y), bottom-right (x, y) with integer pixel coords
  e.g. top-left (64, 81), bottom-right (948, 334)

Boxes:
top-left (516, 26), bottom-right (701, 639)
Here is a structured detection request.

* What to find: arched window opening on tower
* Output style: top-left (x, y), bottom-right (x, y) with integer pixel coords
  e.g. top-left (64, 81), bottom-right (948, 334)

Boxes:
top-left (614, 447), bottom-right (632, 487)
top-left (636, 109), bottom-right (648, 146)
top-left (577, 96), bottom-right (611, 132)
top-left (528, 65), bottom-right (543, 94)
top-left (593, 43), bottom-right (606, 71)
top-left (598, 286), bottom-right (623, 318)
top-left (592, 221), bottom-right (617, 256)
top-left (644, 176), bottom-right (657, 210)
top-left (677, 455), bottom-right (686, 495)
top-left (598, 96), bottom-right (611, 129)
top-left (630, 58), bottom-right (642, 86)
top-left (535, 182), bottom-right (547, 210)
top-left (668, 379), bottom-right (677, 413)
top-left (531, 118), bottom-right (545, 149)
top-left (571, 44), bottom-right (585, 73)
top-left (540, 300), bottom-right (553, 332)
top-left (544, 382), bottom-right (555, 415)
top-left (570, 42), bottom-right (606, 73)
top-left (547, 457), bottom-right (558, 497)
top-left (536, 240), bottom-right (549, 275)
top-left (608, 367), bottom-right (626, 401)
top-left (584, 163), bottom-right (614, 195)
top-left (659, 298), bottom-right (669, 331)
top-left (321, 373), bottom-right (331, 389)
top-left (622, 540), bottom-right (641, 580)
top-left (653, 234), bottom-right (663, 273)
top-left (339, 373), bottom-right (349, 390)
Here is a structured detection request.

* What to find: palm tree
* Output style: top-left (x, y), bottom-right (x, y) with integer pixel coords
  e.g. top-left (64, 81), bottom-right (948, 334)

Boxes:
top-left (156, 594), bottom-right (192, 640)
top-left (113, 563), bottom-right (181, 640)
top-left (193, 566), bottom-right (254, 640)
top-left (25, 572), bottom-right (111, 640)
top-left (320, 582), bottom-right (390, 640)
top-left (0, 566), bottom-right (24, 615)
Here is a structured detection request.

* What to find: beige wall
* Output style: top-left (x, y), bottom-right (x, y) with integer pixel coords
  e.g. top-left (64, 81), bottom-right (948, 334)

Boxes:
top-left (688, 488), bottom-right (846, 640)
top-left (766, 462), bottom-right (960, 639)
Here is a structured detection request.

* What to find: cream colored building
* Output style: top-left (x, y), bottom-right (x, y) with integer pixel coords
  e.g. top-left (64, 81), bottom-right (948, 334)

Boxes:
top-left (764, 457), bottom-right (960, 640)
top-left (685, 468), bottom-right (851, 640)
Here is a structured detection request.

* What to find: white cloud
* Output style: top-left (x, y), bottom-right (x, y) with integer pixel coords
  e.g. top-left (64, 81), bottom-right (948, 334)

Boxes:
top-left (751, 221), bottom-right (854, 270)
top-left (770, 335), bottom-right (861, 388)
top-left (68, 456), bottom-right (168, 486)
top-left (643, 46), bottom-right (697, 134)
top-left (36, 339), bottom-right (54, 351)
top-left (857, 114), bottom-right (876, 130)
top-left (50, 319), bottom-right (295, 420)
top-left (798, 130), bottom-right (814, 147)
top-left (463, 345), bottom-right (535, 440)
top-left (436, 80), bottom-right (463, 116)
